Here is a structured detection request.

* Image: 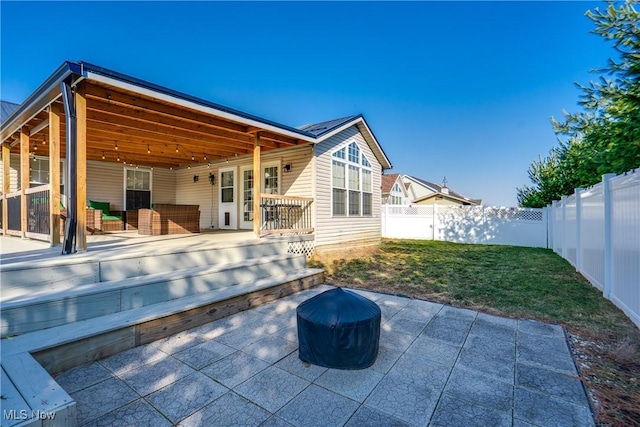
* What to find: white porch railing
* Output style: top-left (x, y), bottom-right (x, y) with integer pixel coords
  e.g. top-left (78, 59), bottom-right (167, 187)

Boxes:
top-left (259, 194), bottom-right (313, 236)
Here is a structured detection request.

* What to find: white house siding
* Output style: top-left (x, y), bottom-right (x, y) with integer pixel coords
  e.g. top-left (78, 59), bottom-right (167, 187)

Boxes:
top-left (314, 126), bottom-right (383, 250)
top-left (262, 145), bottom-right (313, 197)
top-left (175, 162), bottom-right (217, 230)
top-left (0, 154), bottom-right (20, 193)
top-left (87, 161), bottom-right (175, 212)
top-left (86, 161), bottom-right (126, 211)
top-left (404, 179), bottom-right (436, 200)
top-left (152, 167), bottom-right (176, 205)
top-left (175, 145), bottom-right (314, 230)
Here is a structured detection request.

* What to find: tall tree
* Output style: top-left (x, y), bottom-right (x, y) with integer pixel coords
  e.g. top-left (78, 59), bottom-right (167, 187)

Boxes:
top-left (518, 0), bottom-right (640, 208)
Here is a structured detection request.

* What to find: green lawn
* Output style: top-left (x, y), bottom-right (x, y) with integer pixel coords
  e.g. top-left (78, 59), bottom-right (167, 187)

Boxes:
top-left (311, 239), bottom-right (640, 425)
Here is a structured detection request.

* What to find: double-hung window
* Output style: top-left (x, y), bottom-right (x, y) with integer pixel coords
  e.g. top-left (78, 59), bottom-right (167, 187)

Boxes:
top-left (332, 142), bottom-right (373, 216)
top-left (125, 168), bottom-right (152, 210)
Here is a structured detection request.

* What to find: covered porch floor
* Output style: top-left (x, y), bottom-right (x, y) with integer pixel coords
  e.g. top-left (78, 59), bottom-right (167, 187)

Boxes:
top-left (0, 230), bottom-right (257, 266)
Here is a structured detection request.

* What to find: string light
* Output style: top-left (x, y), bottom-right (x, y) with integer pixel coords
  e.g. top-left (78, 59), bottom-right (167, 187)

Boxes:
top-left (147, 145), bottom-right (151, 154)
top-left (203, 154), bottom-right (207, 161)
top-left (102, 152), bottom-right (106, 160)
top-left (191, 153), bottom-right (195, 161)
top-left (115, 142), bottom-right (118, 150)
top-left (175, 144), bottom-right (179, 153)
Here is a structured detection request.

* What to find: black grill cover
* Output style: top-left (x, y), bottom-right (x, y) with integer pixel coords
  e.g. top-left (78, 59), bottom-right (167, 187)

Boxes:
top-left (297, 287), bottom-right (381, 369)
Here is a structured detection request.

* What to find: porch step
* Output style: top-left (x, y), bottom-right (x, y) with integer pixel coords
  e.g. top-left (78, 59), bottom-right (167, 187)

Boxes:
top-left (1, 253), bottom-right (305, 337)
top-left (1, 267), bottom-right (324, 427)
top-left (0, 238), bottom-right (288, 298)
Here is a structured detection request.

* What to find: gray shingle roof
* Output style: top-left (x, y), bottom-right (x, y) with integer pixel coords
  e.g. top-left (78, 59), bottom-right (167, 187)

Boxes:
top-left (405, 175), bottom-right (481, 205)
top-left (298, 115), bottom-right (360, 137)
top-left (1, 100), bottom-right (19, 124)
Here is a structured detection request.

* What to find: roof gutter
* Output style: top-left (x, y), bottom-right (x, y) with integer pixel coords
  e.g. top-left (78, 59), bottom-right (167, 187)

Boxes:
top-left (1, 61), bottom-right (84, 143)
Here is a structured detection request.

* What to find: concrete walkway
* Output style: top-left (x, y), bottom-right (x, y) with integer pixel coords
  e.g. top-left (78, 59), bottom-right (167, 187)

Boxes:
top-left (55, 285), bottom-right (594, 427)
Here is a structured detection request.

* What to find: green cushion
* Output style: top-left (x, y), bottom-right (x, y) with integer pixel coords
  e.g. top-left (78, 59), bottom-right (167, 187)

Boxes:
top-left (89, 200), bottom-right (110, 216)
top-left (102, 214), bottom-right (122, 221)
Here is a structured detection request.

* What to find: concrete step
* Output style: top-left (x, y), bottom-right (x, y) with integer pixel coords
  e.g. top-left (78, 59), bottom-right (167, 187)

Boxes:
top-left (1, 267), bottom-right (324, 427)
top-left (1, 253), bottom-right (306, 337)
top-left (0, 239), bottom-right (288, 298)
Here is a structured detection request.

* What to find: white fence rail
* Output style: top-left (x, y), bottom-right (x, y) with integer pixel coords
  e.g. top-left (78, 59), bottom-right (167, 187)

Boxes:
top-left (549, 171), bottom-right (640, 328)
top-left (382, 205), bottom-right (547, 248)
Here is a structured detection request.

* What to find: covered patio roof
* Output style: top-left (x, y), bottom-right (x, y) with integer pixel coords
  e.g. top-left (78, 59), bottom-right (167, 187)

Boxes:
top-left (1, 61), bottom-right (392, 170)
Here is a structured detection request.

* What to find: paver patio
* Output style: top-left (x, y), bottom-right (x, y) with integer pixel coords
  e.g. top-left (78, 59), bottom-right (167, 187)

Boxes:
top-left (54, 284), bottom-right (595, 427)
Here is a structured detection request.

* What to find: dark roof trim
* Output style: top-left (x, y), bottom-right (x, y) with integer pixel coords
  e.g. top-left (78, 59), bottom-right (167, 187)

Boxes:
top-left (1, 61), bottom-right (82, 142)
top-left (2, 61), bottom-right (392, 170)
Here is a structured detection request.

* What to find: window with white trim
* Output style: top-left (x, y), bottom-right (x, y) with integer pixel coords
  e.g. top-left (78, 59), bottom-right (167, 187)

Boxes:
top-left (125, 168), bottom-right (152, 210)
top-left (29, 155), bottom-right (66, 196)
top-left (389, 182), bottom-right (403, 205)
top-left (332, 142), bottom-right (373, 216)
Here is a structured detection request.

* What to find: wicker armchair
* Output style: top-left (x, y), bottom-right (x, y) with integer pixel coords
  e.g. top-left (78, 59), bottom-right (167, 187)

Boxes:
top-left (60, 208), bottom-right (103, 235)
top-left (138, 204), bottom-right (200, 235)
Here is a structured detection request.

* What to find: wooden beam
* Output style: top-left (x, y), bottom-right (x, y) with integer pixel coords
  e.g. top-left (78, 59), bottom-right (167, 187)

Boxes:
top-left (2, 142), bottom-right (10, 234)
top-left (86, 98), bottom-right (255, 144)
top-left (253, 133), bottom-right (261, 236)
top-left (49, 103), bottom-right (61, 245)
top-left (75, 82), bottom-right (87, 251)
top-left (29, 118), bottom-right (49, 136)
top-left (84, 119), bottom-right (258, 156)
top-left (83, 130), bottom-right (255, 156)
top-left (85, 83), bottom-right (249, 134)
top-left (20, 129), bottom-right (29, 238)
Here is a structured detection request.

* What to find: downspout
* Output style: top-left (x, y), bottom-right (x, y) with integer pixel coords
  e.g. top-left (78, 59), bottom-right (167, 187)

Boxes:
top-left (60, 79), bottom-right (77, 254)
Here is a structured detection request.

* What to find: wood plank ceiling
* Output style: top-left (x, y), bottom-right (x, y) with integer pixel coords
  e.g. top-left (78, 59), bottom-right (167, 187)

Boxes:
top-left (12, 81), bottom-right (306, 169)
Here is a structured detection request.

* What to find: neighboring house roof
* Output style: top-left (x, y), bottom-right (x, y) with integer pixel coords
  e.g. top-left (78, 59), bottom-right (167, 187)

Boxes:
top-left (1, 61), bottom-right (392, 169)
top-left (0, 100), bottom-right (19, 123)
top-left (403, 175), bottom-right (482, 205)
top-left (381, 173), bottom-right (401, 195)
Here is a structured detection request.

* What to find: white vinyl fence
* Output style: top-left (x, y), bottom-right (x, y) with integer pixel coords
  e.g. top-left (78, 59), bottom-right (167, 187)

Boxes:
top-left (380, 169), bottom-right (639, 328)
top-left (549, 171), bottom-right (640, 328)
top-left (382, 205), bottom-right (547, 248)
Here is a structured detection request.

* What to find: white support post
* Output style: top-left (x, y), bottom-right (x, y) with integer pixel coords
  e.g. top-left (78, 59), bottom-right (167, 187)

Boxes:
top-left (561, 196), bottom-right (567, 259)
top-left (575, 188), bottom-right (584, 272)
top-left (602, 173), bottom-right (615, 299)
top-left (546, 204), bottom-right (553, 249)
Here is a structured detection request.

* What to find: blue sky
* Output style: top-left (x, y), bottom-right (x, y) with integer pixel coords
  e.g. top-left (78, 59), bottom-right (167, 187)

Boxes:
top-left (1, 1), bottom-right (614, 206)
